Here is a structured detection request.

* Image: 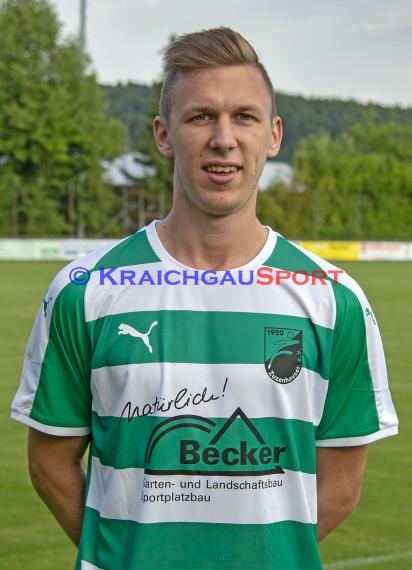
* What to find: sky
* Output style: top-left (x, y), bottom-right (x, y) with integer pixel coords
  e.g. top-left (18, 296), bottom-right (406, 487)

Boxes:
top-left (51, 0), bottom-right (412, 108)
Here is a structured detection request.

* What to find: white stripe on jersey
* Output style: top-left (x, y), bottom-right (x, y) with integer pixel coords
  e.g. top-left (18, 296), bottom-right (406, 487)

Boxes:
top-left (9, 411), bottom-right (90, 436)
top-left (84, 263), bottom-right (336, 330)
top-left (316, 425), bottom-right (399, 447)
top-left (80, 562), bottom-right (105, 570)
top-left (91, 363), bottom-right (329, 426)
top-left (86, 456), bottom-right (317, 525)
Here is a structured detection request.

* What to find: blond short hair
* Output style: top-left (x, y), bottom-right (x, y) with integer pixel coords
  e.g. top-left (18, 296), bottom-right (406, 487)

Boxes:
top-left (159, 27), bottom-right (277, 123)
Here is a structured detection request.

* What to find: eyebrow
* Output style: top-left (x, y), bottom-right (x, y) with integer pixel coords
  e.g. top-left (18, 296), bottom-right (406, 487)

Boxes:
top-left (183, 103), bottom-right (265, 116)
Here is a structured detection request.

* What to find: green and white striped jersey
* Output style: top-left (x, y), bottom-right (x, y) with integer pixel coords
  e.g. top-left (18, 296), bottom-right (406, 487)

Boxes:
top-left (11, 222), bottom-right (398, 570)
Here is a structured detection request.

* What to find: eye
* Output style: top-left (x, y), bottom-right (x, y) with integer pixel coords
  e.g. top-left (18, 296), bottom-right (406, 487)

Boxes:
top-left (238, 113), bottom-right (256, 121)
top-left (191, 113), bottom-right (210, 122)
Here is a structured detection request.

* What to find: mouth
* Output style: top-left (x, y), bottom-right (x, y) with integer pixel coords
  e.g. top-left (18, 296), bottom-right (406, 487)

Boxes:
top-left (204, 165), bottom-right (240, 174)
top-left (202, 164), bottom-right (242, 185)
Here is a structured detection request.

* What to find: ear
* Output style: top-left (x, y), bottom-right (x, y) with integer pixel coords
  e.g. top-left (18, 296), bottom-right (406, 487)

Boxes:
top-left (153, 116), bottom-right (174, 158)
top-left (267, 116), bottom-right (283, 159)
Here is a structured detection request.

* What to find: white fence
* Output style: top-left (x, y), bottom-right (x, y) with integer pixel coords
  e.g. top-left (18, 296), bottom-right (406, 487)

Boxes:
top-left (0, 238), bottom-right (411, 261)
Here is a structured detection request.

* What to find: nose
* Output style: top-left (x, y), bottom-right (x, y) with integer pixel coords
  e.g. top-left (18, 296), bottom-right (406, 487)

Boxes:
top-left (210, 116), bottom-right (237, 151)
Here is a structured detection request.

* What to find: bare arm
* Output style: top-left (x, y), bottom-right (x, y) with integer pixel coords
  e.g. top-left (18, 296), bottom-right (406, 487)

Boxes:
top-left (28, 428), bottom-right (90, 546)
top-left (316, 445), bottom-right (368, 542)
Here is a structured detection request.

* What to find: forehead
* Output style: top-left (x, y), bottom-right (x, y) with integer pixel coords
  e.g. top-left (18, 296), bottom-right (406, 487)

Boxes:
top-left (169, 64), bottom-right (272, 118)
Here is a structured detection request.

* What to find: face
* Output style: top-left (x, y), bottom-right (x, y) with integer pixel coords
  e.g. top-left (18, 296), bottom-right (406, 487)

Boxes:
top-left (153, 64), bottom-right (282, 218)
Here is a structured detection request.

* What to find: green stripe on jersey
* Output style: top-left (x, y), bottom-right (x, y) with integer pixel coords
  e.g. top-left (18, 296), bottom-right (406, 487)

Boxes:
top-left (90, 412), bottom-right (317, 474)
top-left (89, 310), bottom-right (331, 378)
top-left (77, 507), bottom-right (321, 570)
top-left (264, 235), bottom-right (323, 273)
top-left (94, 229), bottom-right (160, 270)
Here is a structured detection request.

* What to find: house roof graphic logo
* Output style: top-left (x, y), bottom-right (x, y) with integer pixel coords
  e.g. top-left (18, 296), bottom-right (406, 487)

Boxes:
top-left (144, 407), bottom-right (286, 477)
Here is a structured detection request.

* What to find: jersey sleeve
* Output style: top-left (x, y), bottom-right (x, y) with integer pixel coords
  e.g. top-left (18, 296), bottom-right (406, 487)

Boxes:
top-left (315, 279), bottom-right (398, 446)
top-left (10, 271), bottom-right (92, 436)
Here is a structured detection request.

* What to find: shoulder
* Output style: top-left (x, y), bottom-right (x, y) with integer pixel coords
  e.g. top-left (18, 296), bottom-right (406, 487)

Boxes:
top-left (45, 227), bottom-right (159, 305)
top-left (42, 239), bottom-right (123, 314)
top-left (270, 233), bottom-right (368, 306)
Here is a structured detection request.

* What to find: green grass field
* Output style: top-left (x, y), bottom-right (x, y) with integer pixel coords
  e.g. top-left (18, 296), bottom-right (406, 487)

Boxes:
top-left (0, 261), bottom-right (410, 570)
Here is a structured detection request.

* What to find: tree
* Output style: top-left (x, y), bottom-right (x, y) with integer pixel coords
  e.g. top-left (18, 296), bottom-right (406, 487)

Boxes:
top-left (137, 81), bottom-right (174, 221)
top-left (292, 116), bottom-right (412, 239)
top-left (0, 0), bottom-right (126, 236)
top-left (256, 182), bottom-right (313, 240)
top-left (102, 82), bottom-right (153, 148)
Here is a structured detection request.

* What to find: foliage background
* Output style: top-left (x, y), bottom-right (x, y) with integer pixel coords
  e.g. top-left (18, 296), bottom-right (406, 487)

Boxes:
top-left (0, 0), bottom-right (126, 237)
top-left (1, 0), bottom-right (412, 240)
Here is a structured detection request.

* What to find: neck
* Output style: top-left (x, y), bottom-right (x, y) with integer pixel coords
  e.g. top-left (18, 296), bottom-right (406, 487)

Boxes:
top-left (156, 207), bottom-right (268, 270)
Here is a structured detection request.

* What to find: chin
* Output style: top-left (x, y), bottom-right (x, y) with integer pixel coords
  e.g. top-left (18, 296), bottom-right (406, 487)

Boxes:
top-left (200, 200), bottom-right (248, 217)
top-left (182, 185), bottom-right (255, 217)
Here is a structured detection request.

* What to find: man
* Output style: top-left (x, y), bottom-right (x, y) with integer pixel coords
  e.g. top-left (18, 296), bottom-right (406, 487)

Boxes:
top-left (11, 27), bottom-right (398, 569)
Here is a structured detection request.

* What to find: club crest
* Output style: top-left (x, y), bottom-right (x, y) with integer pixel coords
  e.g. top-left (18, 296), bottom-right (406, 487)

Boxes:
top-left (264, 327), bottom-right (303, 384)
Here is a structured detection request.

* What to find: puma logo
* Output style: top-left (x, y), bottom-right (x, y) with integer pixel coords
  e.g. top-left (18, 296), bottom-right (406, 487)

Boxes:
top-left (118, 321), bottom-right (158, 353)
top-left (365, 307), bottom-right (376, 325)
top-left (43, 296), bottom-right (53, 317)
